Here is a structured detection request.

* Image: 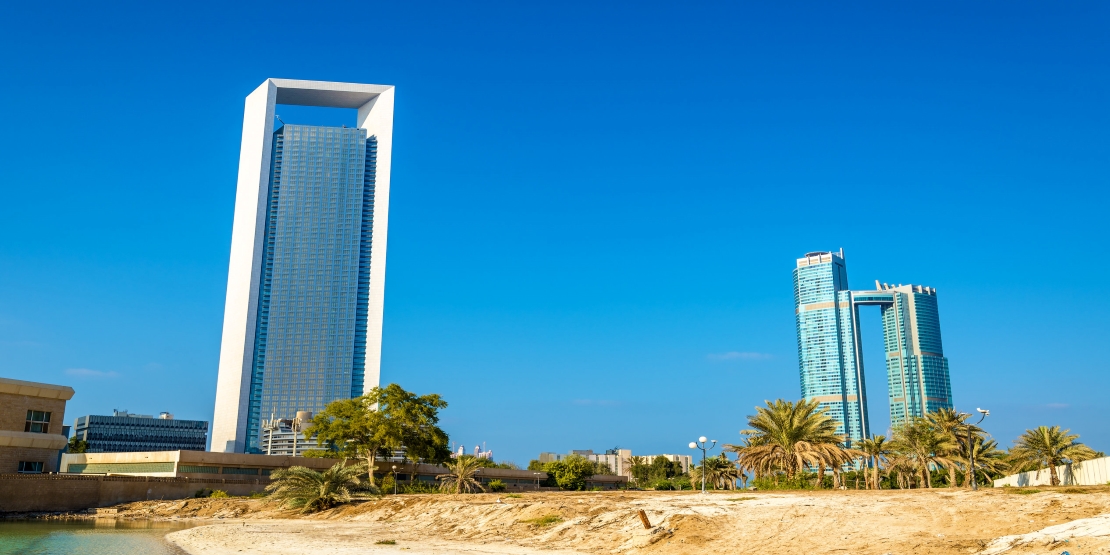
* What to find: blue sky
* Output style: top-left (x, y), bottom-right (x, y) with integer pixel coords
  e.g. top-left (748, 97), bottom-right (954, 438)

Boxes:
top-left (1, 1), bottom-right (1107, 464)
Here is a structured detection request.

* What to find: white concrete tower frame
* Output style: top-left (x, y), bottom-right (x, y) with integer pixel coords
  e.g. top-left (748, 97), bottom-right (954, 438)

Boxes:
top-left (211, 79), bottom-right (395, 453)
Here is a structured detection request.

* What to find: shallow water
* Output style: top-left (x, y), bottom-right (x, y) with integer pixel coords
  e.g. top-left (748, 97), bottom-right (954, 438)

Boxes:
top-left (0, 519), bottom-right (198, 555)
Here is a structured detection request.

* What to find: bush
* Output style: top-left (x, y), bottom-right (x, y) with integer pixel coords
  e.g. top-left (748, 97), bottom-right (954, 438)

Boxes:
top-left (487, 479), bottom-right (506, 492)
top-left (651, 479), bottom-right (675, 491)
top-left (380, 475), bottom-right (396, 494)
top-left (249, 491), bottom-right (268, 499)
top-left (210, 490), bottom-right (230, 499)
top-left (521, 515), bottom-right (562, 527)
top-left (400, 481), bottom-right (441, 494)
top-left (751, 474), bottom-right (814, 491)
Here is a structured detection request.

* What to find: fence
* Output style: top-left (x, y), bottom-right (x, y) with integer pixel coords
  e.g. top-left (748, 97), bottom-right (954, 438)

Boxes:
top-left (993, 456), bottom-right (1110, 487)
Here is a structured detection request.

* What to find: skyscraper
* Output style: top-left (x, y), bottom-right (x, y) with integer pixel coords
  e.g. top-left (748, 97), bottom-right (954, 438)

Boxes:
top-left (793, 250), bottom-right (869, 442)
top-left (212, 79), bottom-right (394, 454)
top-left (794, 250), bottom-right (954, 442)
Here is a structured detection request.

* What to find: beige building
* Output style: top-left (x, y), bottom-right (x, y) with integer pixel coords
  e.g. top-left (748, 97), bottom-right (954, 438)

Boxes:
top-left (60, 450), bottom-right (627, 491)
top-left (0, 377), bottom-right (75, 473)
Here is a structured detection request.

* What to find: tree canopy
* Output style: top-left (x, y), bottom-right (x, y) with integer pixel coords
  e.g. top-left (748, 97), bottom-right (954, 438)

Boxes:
top-left (303, 383), bottom-right (450, 485)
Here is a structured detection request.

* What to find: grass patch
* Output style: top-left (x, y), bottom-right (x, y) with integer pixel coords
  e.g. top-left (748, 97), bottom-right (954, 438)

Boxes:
top-left (505, 494), bottom-right (522, 498)
top-left (375, 540), bottom-right (397, 545)
top-left (727, 497), bottom-right (756, 501)
top-left (1061, 488), bottom-right (1089, 494)
top-left (1008, 488), bottom-right (1041, 495)
top-left (521, 515), bottom-right (563, 527)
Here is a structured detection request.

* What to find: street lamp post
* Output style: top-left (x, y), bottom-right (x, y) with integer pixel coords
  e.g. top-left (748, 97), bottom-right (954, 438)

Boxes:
top-left (392, 465), bottom-right (398, 495)
top-left (968, 408), bottom-right (990, 491)
top-left (533, 472), bottom-right (543, 490)
top-left (688, 436), bottom-right (717, 494)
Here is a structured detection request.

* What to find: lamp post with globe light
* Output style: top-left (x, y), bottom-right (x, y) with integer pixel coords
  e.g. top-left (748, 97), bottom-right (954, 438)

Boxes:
top-left (689, 436), bottom-right (717, 493)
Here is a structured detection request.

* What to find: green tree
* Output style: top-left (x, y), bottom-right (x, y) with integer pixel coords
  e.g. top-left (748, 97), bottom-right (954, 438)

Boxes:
top-left (890, 418), bottom-right (956, 489)
top-left (436, 456), bottom-right (486, 494)
top-left (544, 455), bottom-right (595, 491)
top-left (67, 436), bottom-right (88, 453)
top-left (1008, 425), bottom-right (1099, 486)
top-left (926, 408), bottom-right (982, 487)
top-left (691, 454), bottom-right (740, 490)
top-left (266, 462), bottom-right (374, 513)
top-left (960, 435), bottom-right (1007, 487)
top-left (304, 383), bottom-right (449, 486)
top-left (626, 456), bottom-right (649, 485)
top-left (726, 399), bottom-right (853, 479)
top-left (858, 435), bottom-right (891, 489)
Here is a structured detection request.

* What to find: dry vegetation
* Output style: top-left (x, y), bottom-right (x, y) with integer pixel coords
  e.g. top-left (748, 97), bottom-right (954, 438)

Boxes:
top-left (86, 486), bottom-right (1110, 554)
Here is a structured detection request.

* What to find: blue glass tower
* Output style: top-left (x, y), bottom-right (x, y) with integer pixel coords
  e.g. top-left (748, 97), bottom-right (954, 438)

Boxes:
top-left (240, 124), bottom-right (377, 452)
top-left (794, 250), bottom-right (954, 442)
top-left (793, 250), bottom-right (869, 442)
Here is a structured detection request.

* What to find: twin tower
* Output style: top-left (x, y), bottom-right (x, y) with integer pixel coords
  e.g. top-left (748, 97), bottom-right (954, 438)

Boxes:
top-left (793, 250), bottom-right (953, 443)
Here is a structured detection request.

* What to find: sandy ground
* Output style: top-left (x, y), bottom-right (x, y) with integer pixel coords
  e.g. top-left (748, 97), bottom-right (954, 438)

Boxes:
top-left (122, 487), bottom-right (1110, 555)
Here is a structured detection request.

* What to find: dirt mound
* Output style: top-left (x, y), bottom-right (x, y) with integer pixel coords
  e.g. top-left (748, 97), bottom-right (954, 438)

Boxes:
top-left (118, 488), bottom-right (1110, 555)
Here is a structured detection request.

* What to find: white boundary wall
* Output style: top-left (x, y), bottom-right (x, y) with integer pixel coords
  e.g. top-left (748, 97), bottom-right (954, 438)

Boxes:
top-left (993, 456), bottom-right (1110, 487)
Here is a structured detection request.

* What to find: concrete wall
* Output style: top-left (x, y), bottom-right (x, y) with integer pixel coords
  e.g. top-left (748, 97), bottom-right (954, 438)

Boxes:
top-left (0, 473), bottom-right (268, 513)
top-left (993, 456), bottom-right (1110, 487)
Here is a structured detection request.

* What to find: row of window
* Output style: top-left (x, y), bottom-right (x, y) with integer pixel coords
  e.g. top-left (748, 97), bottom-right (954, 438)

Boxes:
top-left (25, 410), bottom-right (51, 433)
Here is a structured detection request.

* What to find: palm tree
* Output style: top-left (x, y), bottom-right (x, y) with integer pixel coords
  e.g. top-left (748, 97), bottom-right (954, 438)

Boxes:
top-left (626, 456), bottom-right (648, 485)
top-left (926, 408), bottom-right (976, 487)
top-left (725, 399), bottom-right (848, 480)
top-left (858, 435), bottom-right (891, 489)
top-left (1008, 426), bottom-right (1099, 486)
top-left (890, 418), bottom-right (956, 489)
top-left (436, 455), bottom-right (486, 493)
top-left (690, 454), bottom-right (740, 490)
top-left (960, 436), bottom-right (1007, 487)
top-left (266, 462), bottom-right (373, 513)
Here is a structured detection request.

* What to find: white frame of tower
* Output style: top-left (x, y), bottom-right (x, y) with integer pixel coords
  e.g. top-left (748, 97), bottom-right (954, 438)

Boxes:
top-left (211, 79), bottom-right (395, 453)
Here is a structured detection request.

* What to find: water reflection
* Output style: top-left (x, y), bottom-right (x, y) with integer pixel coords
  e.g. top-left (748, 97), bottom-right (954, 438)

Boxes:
top-left (0, 519), bottom-right (199, 555)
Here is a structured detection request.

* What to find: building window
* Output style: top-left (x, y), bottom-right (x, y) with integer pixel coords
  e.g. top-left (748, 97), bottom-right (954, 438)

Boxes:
top-left (18, 461), bottom-right (44, 473)
top-left (25, 411), bottom-right (51, 433)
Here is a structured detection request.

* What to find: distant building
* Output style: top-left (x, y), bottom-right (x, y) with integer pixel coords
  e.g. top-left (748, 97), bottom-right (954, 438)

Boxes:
top-left (450, 443), bottom-right (493, 459)
top-left (0, 377), bottom-right (74, 473)
top-left (538, 449), bottom-right (692, 476)
top-left (259, 411), bottom-right (315, 457)
top-left (73, 410), bottom-right (208, 453)
top-left (794, 250), bottom-right (954, 440)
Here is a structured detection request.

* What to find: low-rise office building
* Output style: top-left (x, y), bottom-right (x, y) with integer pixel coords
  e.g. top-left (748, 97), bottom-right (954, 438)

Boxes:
top-left (59, 451), bottom-right (628, 490)
top-left (73, 410), bottom-right (208, 453)
top-left (0, 377), bottom-right (74, 473)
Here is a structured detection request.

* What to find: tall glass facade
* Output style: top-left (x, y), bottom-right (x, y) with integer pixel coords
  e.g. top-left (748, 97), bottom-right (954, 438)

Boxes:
top-left (794, 250), bottom-right (954, 441)
top-left (244, 124), bottom-right (377, 453)
top-left (793, 251), bottom-right (868, 443)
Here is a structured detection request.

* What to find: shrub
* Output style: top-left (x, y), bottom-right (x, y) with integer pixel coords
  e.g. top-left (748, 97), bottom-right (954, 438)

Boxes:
top-left (249, 491), bottom-right (268, 499)
top-left (375, 540), bottom-right (397, 545)
top-left (195, 489), bottom-right (212, 498)
top-left (651, 479), bottom-right (675, 491)
top-left (488, 479), bottom-right (506, 492)
top-left (521, 515), bottom-right (562, 527)
top-left (210, 490), bottom-right (230, 499)
top-left (505, 494), bottom-right (522, 498)
top-left (400, 481), bottom-right (442, 494)
top-left (380, 475), bottom-right (396, 494)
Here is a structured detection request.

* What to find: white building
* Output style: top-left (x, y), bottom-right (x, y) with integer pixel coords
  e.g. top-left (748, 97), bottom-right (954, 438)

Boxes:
top-left (539, 449), bottom-right (693, 476)
top-left (211, 79), bottom-right (395, 454)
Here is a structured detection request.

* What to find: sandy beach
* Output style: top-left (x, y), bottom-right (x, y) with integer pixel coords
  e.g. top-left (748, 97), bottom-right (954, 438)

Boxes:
top-left (133, 487), bottom-right (1110, 554)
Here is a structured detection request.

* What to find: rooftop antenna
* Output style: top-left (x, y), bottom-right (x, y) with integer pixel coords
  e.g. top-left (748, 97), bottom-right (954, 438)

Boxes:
top-left (275, 115), bottom-right (285, 125)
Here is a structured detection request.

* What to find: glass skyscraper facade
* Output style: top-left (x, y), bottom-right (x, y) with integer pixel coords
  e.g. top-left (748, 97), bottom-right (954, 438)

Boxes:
top-left (794, 250), bottom-right (953, 442)
top-left (793, 250), bottom-right (868, 442)
top-left (243, 124), bottom-right (377, 453)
